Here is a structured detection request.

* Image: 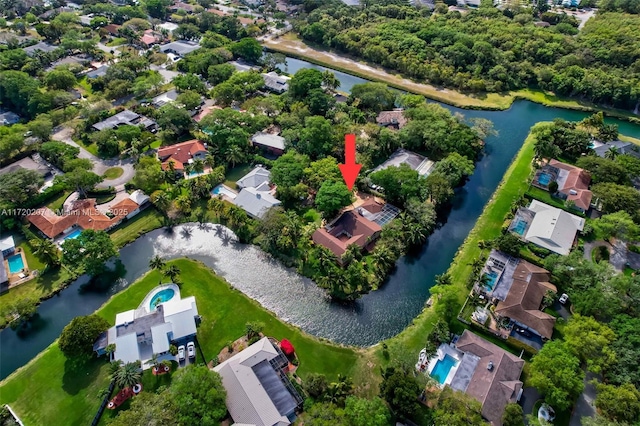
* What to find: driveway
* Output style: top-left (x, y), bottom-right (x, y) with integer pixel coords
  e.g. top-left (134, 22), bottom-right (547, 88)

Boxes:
top-left (52, 127), bottom-right (135, 190)
top-left (520, 387), bottom-right (541, 425)
top-left (551, 300), bottom-right (571, 321)
top-left (570, 372), bottom-right (598, 426)
top-left (150, 64), bottom-right (182, 82)
top-left (96, 42), bottom-right (120, 57)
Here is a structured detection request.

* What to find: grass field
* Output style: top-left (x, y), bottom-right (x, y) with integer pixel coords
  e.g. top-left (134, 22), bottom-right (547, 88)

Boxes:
top-left (46, 190), bottom-right (71, 212)
top-left (109, 208), bottom-right (164, 248)
top-left (263, 35), bottom-right (640, 122)
top-left (102, 167), bottom-right (124, 180)
top-left (0, 259), bottom-right (360, 425)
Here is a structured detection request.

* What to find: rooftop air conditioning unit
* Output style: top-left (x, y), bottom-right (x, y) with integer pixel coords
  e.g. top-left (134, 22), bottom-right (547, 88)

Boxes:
top-left (487, 361), bottom-right (494, 371)
top-left (569, 189), bottom-right (578, 195)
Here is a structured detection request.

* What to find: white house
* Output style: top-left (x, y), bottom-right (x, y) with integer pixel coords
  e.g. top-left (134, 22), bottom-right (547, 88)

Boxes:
top-left (93, 284), bottom-right (199, 367)
top-left (233, 166), bottom-right (281, 219)
top-left (214, 337), bottom-right (301, 426)
top-left (0, 236), bottom-right (15, 257)
top-left (512, 200), bottom-right (584, 255)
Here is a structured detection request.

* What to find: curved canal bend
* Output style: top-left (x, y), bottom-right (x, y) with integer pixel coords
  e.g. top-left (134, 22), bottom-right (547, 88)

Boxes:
top-left (2, 57), bottom-right (640, 380)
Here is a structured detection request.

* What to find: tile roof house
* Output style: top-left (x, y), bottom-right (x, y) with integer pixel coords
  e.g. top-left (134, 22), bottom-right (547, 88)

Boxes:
top-left (213, 337), bottom-right (302, 426)
top-left (251, 132), bottom-right (285, 157)
top-left (312, 206), bottom-right (383, 262)
top-left (157, 139), bottom-right (208, 174)
top-left (371, 148), bottom-right (436, 177)
top-left (376, 109), bottom-right (408, 130)
top-left (494, 258), bottom-right (557, 340)
top-left (450, 330), bottom-right (525, 426)
top-left (92, 110), bottom-right (157, 131)
top-left (103, 24), bottom-right (121, 36)
top-left (27, 195), bottom-right (146, 240)
top-left (93, 284), bottom-right (199, 366)
top-left (533, 159), bottom-right (593, 213)
top-left (512, 200), bottom-right (584, 255)
top-left (140, 29), bottom-right (162, 47)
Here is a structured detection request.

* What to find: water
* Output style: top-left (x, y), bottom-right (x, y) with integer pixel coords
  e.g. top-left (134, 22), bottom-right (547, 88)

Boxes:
top-left (484, 271), bottom-right (499, 291)
top-left (511, 217), bottom-right (529, 236)
top-left (2, 56), bottom-right (640, 380)
top-left (63, 229), bottom-right (82, 241)
top-left (149, 288), bottom-right (175, 310)
top-left (537, 172), bottom-right (552, 186)
top-left (7, 254), bottom-right (25, 274)
top-left (212, 184), bottom-right (238, 199)
top-left (430, 354), bottom-right (458, 384)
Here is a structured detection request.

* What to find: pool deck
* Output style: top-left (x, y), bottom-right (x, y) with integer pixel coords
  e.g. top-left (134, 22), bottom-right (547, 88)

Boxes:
top-left (426, 344), bottom-right (464, 387)
top-left (211, 184), bottom-right (238, 202)
top-left (139, 283), bottom-right (181, 313)
top-left (4, 251), bottom-right (32, 289)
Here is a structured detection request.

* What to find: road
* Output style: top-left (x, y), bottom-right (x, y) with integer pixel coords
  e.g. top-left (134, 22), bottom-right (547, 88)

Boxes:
top-left (52, 127), bottom-right (135, 190)
top-left (570, 372), bottom-right (598, 426)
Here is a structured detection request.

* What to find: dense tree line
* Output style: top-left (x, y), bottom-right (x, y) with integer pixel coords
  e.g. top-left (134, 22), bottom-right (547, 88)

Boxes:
top-left (296, 2), bottom-right (640, 109)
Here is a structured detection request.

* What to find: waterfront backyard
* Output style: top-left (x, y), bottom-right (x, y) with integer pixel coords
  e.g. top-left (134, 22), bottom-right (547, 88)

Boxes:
top-left (0, 258), bottom-right (359, 425)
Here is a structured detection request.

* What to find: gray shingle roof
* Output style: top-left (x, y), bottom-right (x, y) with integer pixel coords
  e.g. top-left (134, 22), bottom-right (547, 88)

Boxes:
top-left (262, 72), bottom-right (289, 93)
top-left (251, 132), bottom-right (285, 151)
top-left (23, 41), bottom-right (57, 56)
top-left (0, 252), bottom-right (8, 285)
top-left (159, 40), bottom-right (201, 56)
top-left (371, 148), bottom-right (435, 176)
top-left (234, 187), bottom-right (280, 219)
top-left (86, 64), bottom-right (109, 79)
top-left (92, 110), bottom-right (156, 131)
top-left (236, 166), bottom-right (271, 190)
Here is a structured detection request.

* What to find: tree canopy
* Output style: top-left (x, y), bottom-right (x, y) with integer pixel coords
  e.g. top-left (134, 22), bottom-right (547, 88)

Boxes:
top-left (58, 314), bottom-right (110, 359)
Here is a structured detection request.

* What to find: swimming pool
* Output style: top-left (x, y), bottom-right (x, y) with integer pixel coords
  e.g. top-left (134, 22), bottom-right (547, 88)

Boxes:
top-left (7, 254), bottom-right (25, 274)
top-left (430, 355), bottom-right (458, 385)
top-left (211, 185), bottom-right (237, 200)
top-left (537, 172), bottom-right (552, 186)
top-left (512, 218), bottom-right (528, 236)
top-left (64, 229), bottom-right (83, 240)
top-left (149, 288), bottom-right (175, 310)
top-left (484, 270), bottom-right (499, 291)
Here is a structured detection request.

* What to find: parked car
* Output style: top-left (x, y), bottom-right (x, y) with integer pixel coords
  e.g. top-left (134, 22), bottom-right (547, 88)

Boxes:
top-left (178, 345), bottom-right (185, 361)
top-left (559, 293), bottom-right (569, 305)
top-left (187, 342), bottom-right (196, 359)
top-left (515, 327), bottom-right (532, 338)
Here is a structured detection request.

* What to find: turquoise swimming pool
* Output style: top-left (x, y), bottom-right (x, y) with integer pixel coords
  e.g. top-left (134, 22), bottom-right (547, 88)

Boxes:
top-left (7, 254), bottom-right (25, 274)
top-left (64, 229), bottom-right (82, 240)
top-left (511, 218), bottom-right (528, 236)
top-left (537, 172), bottom-right (552, 186)
top-left (430, 354), bottom-right (458, 385)
top-left (150, 288), bottom-right (176, 310)
top-left (484, 270), bottom-right (499, 291)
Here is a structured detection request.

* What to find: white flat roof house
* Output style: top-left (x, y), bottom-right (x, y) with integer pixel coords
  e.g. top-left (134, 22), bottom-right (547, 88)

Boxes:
top-left (513, 200), bottom-right (584, 256)
top-left (371, 148), bottom-right (435, 177)
top-left (93, 284), bottom-right (198, 367)
top-left (214, 337), bottom-right (301, 426)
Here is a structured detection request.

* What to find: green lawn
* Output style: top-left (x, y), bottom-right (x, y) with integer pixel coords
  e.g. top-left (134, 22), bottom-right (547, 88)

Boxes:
top-left (0, 259), bottom-right (360, 425)
top-left (102, 167), bottom-right (124, 180)
top-left (224, 163), bottom-right (254, 189)
top-left (106, 37), bottom-right (126, 46)
top-left (73, 138), bottom-right (100, 157)
top-left (109, 208), bottom-right (164, 249)
top-left (77, 77), bottom-right (93, 95)
top-left (46, 191), bottom-right (71, 212)
top-left (525, 186), bottom-right (585, 217)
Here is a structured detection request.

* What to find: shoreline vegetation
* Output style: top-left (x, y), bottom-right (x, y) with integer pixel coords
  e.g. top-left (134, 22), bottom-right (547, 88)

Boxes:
top-left (0, 126), bottom-right (538, 425)
top-left (0, 258), bottom-right (361, 425)
top-left (262, 34), bottom-right (640, 123)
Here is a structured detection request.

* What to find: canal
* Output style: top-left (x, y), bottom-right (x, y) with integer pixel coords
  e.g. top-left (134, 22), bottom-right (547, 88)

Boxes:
top-left (2, 57), bottom-right (640, 380)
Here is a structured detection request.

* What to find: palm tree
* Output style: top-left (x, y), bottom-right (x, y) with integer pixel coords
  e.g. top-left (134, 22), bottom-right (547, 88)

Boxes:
top-left (114, 362), bottom-right (142, 390)
top-left (405, 222), bottom-right (428, 247)
top-left (193, 159), bottom-right (205, 174)
top-left (149, 255), bottom-right (166, 271)
top-left (152, 191), bottom-right (171, 215)
top-left (30, 238), bottom-right (60, 267)
top-left (164, 265), bottom-right (181, 283)
top-left (145, 353), bottom-right (159, 370)
top-left (225, 145), bottom-right (245, 168)
top-left (322, 70), bottom-right (340, 91)
top-left (204, 154), bottom-right (215, 168)
top-left (174, 194), bottom-right (192, 214)
top-left (605, 146), bottom-right (620, 160)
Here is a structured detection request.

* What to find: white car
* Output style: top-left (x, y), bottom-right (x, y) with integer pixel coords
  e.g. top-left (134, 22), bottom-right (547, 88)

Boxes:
top-left (187, 342), bottom-right (196, 359)
top-left (178, 345), bottom-right (186, 361)
top-left (559, 293), bottom-right (569, 305)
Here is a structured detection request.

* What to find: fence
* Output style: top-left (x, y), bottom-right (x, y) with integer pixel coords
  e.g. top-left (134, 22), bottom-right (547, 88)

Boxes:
top-left (91, 378), bottom-right (116, 426)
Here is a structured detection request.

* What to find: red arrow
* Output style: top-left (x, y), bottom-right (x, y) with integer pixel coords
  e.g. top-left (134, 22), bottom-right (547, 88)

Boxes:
top-left (339, 134), bottom-right (361, 191)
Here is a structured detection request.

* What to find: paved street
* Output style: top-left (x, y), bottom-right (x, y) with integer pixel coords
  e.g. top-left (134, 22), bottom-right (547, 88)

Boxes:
top-left (570, 372), bottom-right (598, 426)
top-left (52, 127), bottom-right (135, 189)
